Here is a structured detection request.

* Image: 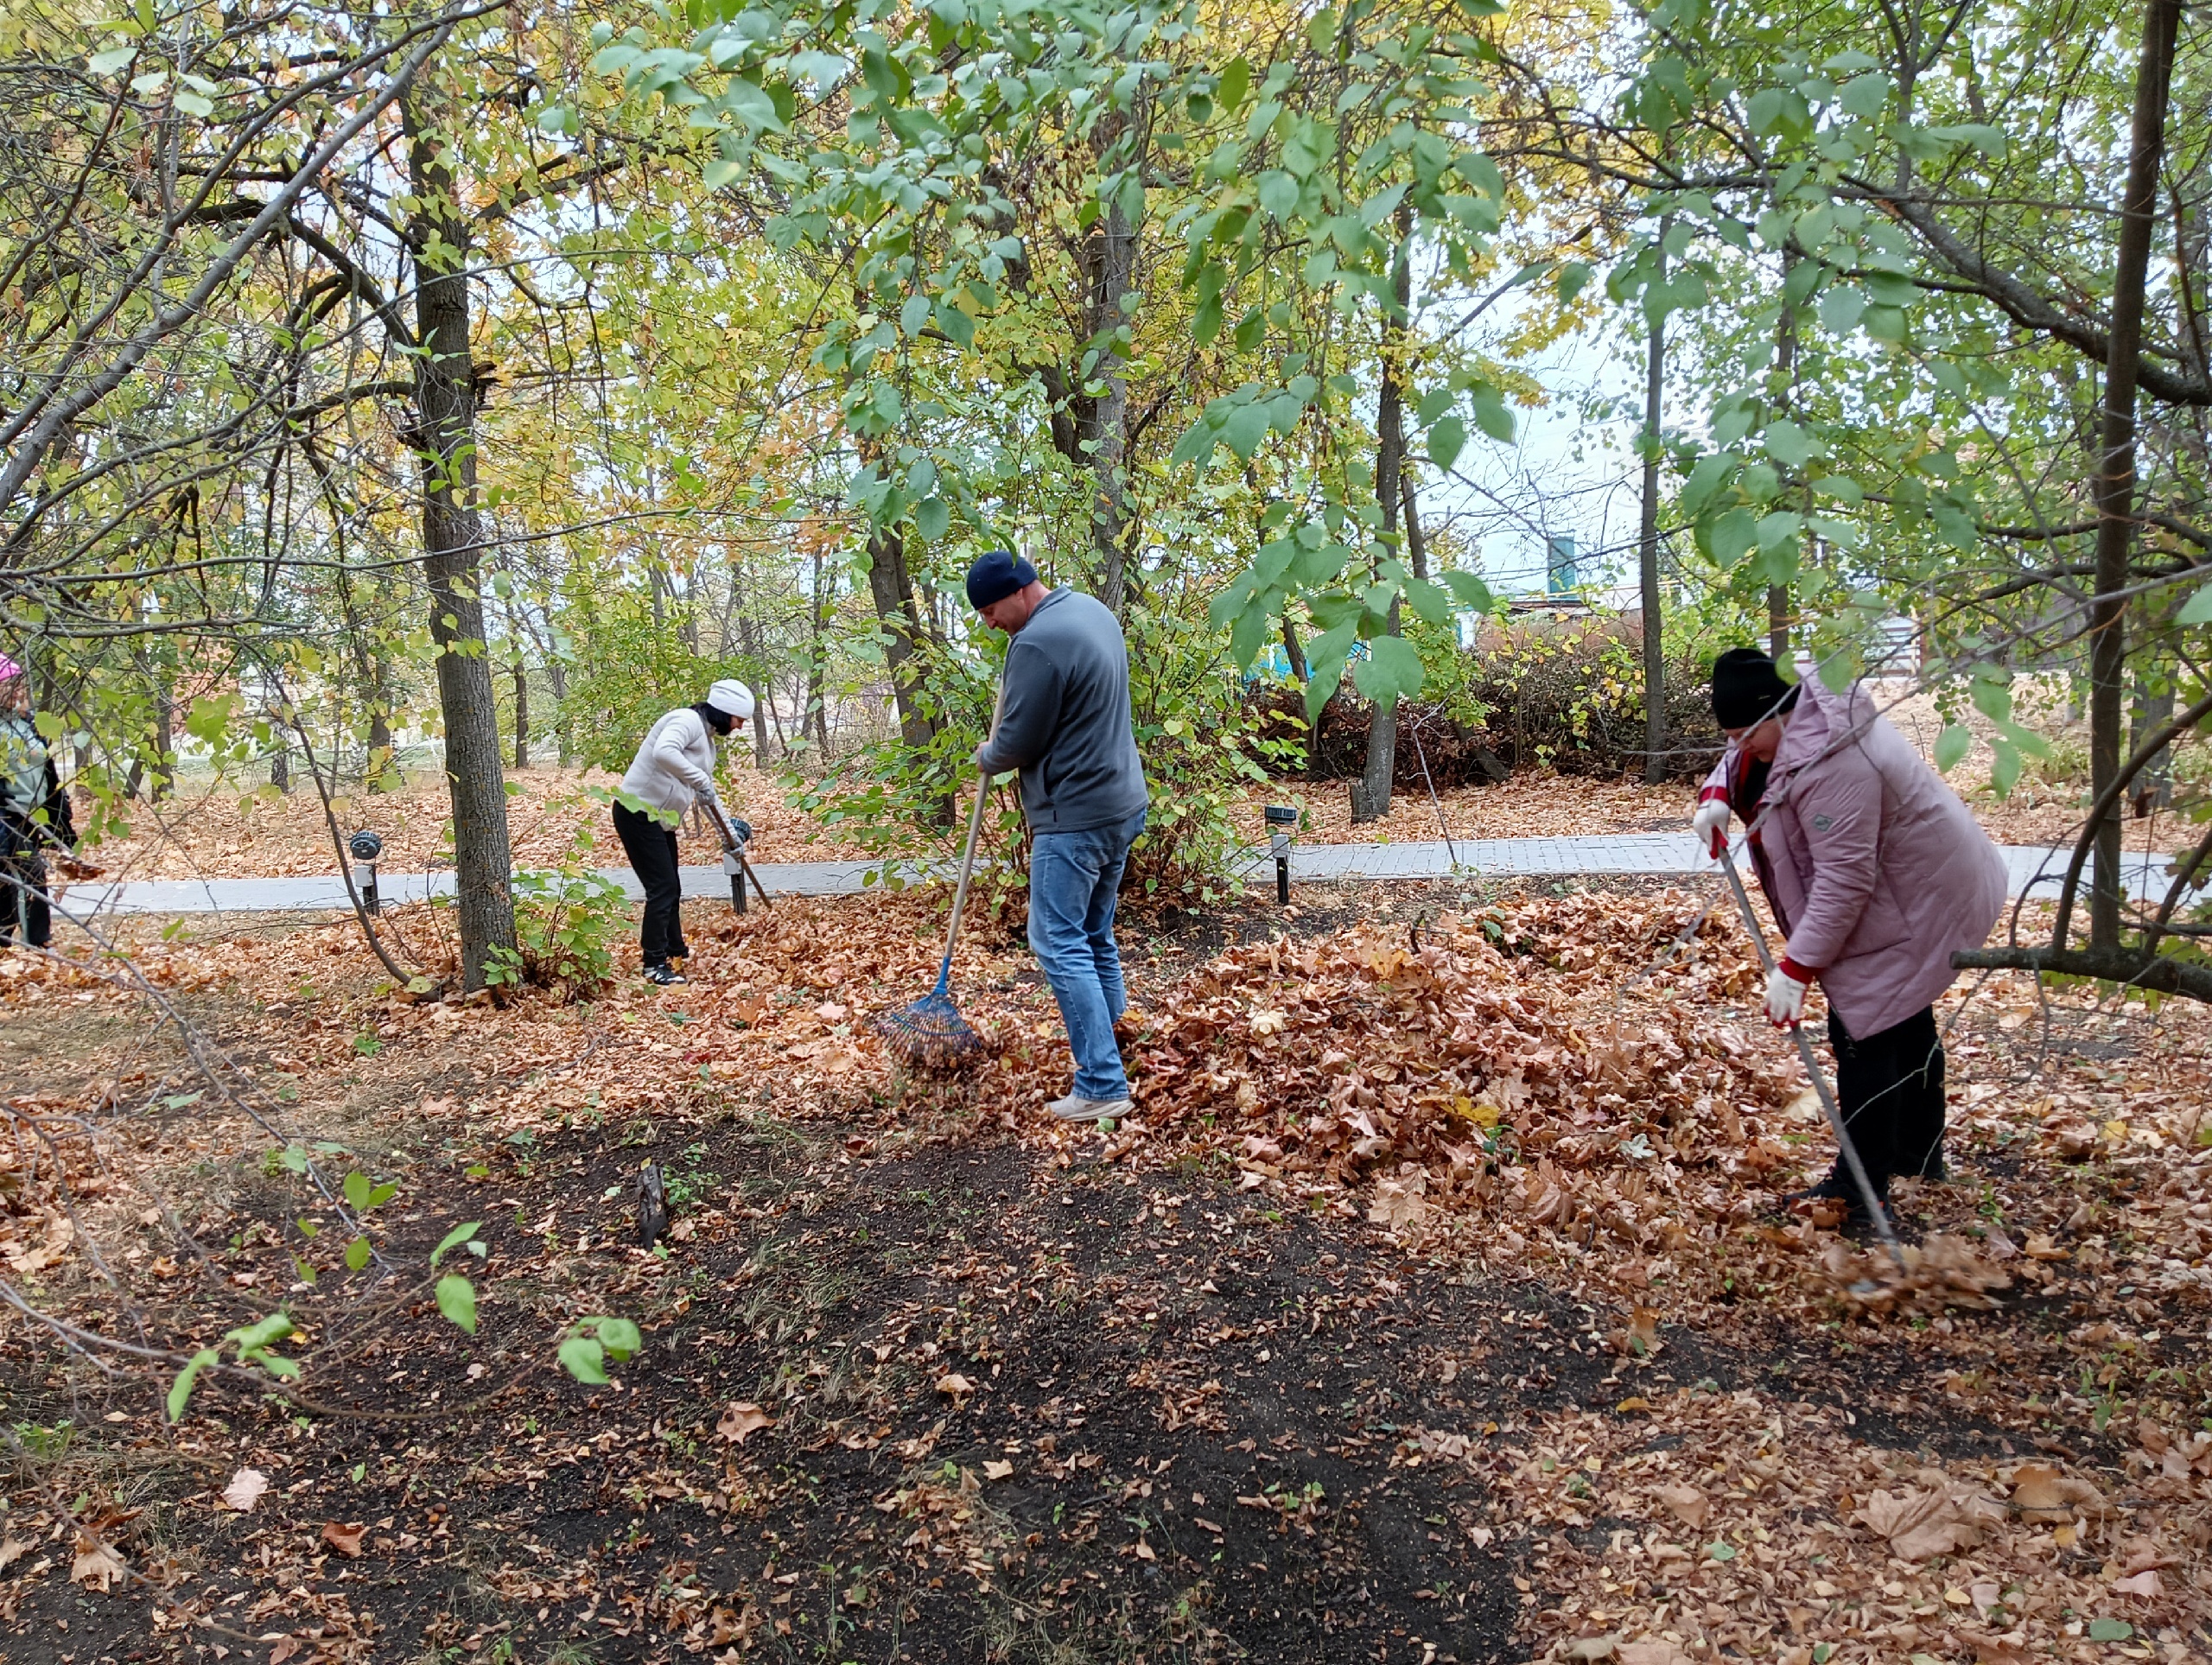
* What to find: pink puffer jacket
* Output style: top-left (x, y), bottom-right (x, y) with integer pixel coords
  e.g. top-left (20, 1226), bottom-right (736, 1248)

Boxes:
top-left (1700, 664), bottom-right (2007, 1039)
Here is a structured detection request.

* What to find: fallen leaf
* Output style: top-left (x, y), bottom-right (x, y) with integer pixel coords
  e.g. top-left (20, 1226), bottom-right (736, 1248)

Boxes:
top-left (717, 1402), bottom-right (773, 1446)
top-left (0, 1538), bottom-right (27, 1572)
top-left (2112, 1568), bottom-right (2163, 1598)
top-left (1854, 1484), bottom-right (2001, 1561)
top-left (1653, 1484), bottom-right (1708, 1530)
top-left (220, 1466), bottom-right (270, 1513)
top-left (2008, 1462), bottom-right (2103, 1522)
top-left (1566, 1638), bottom-right (1620, 1662)
top-left (320, 1522), bottom-right (365, 1559)
top-left (1130, 1540), bottom-right (1155, 1561)
top-left (1618, 1640), bottom-right (1692, 1665)
top-left (935, 1372), bottom-right (975, 1397)
top-left (71, 1540), bottom-right (126, 1591)
top-left (982, 1460), bottom-right (1014, 1481)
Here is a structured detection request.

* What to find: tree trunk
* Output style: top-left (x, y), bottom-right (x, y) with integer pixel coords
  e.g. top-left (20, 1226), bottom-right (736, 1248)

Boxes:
top-left (861, 524), bottom-right (939, 753)
top-left (543, 653), bottom-right (571, 766)
top-left (1401, 474), bottom-right (1429, 582)
top-left (2087, 0), bottom-right (2182, 951)
top-left (1082, 91), bottom-right (1149, 617)
top-left (270, 731), bottom-right (290, 794)
top-left (1280, 615), bottom-right (1309, 683)
top-left (353, 603), bottom-right (396, 790)
top-left (150, 671), bottom-right (173, 801)
top-left (1767, 245), bottom-right (1796, 663)
top-left (404, 80), bottom-right (515, 990)
top-left (1640, 221), bottom-right (1669, 785)
top-left (1351, 226), bottom-right (1411, 825)
top-left (2132, 672), bottom-right (2175, 814)
top-left (1088, 189), bottom-right (1137, 615)
top-left (512, 644), bottom-right (529, 771)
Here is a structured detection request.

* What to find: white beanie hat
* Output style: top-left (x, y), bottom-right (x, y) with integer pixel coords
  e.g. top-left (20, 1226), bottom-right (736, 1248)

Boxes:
top-left (706, 679), bottom-right (755, 720)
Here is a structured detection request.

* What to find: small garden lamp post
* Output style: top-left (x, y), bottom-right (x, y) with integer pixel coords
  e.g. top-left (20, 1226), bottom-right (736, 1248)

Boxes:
top-left (1264, 805), bottom-right (1299, 906)
top-left (348, 829), bottom-right (384, 916)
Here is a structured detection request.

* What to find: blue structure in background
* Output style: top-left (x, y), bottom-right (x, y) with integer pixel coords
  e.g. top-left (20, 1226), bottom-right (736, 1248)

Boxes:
top-left (1546, 533), bottom-right (1578, 594)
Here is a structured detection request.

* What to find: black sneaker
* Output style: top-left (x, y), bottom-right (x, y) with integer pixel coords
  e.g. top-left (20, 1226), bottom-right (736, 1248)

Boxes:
top-left (1783, 1173), bottom-right (1855, 1210)
top-left (1786, 1172), bottom-right (1890, 1233)
top-left (643, 963), bottom-right (687, 987)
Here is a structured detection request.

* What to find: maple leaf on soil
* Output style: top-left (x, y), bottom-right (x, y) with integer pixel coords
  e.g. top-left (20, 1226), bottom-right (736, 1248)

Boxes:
top-left (219, 1466), bottom-right (269, 1513)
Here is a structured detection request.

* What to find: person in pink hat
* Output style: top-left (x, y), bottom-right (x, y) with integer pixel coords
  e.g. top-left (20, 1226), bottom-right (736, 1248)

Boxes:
top-left (0, 653), bottom-right (79, 950)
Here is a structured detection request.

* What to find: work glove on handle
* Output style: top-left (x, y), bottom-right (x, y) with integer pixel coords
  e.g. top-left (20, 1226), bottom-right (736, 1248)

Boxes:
top-left (1692, 791), bottom-right (1731, 858)
top-left (1764, 958), bottom-right (1815, 1028)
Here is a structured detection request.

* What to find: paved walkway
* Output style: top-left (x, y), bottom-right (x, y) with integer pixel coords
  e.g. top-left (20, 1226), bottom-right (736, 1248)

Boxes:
top-left (56, 835), bottom-right (2171, 919)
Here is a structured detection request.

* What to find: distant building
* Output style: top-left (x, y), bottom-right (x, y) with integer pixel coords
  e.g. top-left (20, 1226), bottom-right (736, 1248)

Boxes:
top-left (1546, 534), bottom-right (1578, 594)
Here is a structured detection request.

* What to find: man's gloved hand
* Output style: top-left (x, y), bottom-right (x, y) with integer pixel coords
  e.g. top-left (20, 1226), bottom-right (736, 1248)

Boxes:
top-left (971, 743), bottom-right (993, 772)
top-left (1692, 792), bottom-right (1732, 858)
top-left (1764, 958), bottom-right (1814, 1027)
top-left (728, 817), bottom-right (753, 846)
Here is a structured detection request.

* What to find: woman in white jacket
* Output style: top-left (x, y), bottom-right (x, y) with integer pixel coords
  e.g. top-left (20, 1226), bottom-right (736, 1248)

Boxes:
top-left (614, 680), bottom-right (754, 985)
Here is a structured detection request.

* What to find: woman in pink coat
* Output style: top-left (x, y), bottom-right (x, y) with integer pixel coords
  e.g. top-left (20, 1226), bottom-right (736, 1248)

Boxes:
top-left (1693, 647), bottom-right (2008, 1228)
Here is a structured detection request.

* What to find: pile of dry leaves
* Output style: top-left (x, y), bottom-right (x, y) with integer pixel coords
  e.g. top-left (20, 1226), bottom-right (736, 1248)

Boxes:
top-left (1480, 1385), bottom-right (2209, 1663)
top-left (1105, 894), bottom-right (2001, 1316)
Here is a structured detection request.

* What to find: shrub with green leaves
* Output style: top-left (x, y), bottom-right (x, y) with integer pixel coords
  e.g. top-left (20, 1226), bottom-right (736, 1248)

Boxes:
top-left (791, 607), bottom-right (1290, 901)
top-left (480, 793), bottom-right (628, 1000)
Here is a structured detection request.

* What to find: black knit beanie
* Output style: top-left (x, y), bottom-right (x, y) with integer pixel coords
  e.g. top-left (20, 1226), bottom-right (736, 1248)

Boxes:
top-left (1709, 647), bottom-right (1798, 730)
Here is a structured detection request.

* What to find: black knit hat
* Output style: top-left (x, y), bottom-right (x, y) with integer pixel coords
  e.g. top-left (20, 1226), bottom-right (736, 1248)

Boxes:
top-left (1709, 646), bottom-right (1798, 730)
top-left (965, 549), bottom-right (1038, 611)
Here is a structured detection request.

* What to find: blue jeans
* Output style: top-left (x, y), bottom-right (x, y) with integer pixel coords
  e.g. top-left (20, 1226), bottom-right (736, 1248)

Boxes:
top-left (1027, 808), bottom-right (1146, 1101)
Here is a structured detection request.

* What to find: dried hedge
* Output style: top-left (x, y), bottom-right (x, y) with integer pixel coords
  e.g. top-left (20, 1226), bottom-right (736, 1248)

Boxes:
top-left (1258, 612), bottom-right (1725, 786)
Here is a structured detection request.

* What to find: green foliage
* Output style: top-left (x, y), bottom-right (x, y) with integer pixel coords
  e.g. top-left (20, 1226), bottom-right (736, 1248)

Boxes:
top-left (558, 1315), bottom-right (644, 1384)
top-left (474, 793), bottom-right (628, 1001)
top-left (557, 590), bottom-right (758, 774)
top-left (167, 1312), bottom-right (302, 1422)
top-left (791, 609), bottom-right (1292, 902)
top-left (1122, 610), bottom-right (1302, 900)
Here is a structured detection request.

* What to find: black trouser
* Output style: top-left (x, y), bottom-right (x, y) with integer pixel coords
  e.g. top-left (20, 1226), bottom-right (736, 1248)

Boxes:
top-left (1827, 1005), bottom-right (1945, 1188)
top-left (0, 848), bottom-right (51, 948)
top-left (613, 804), bottom-right (689, 967)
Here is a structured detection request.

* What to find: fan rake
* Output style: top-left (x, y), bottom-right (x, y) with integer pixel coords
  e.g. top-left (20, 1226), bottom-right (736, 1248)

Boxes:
top-left (873, 679), bottom-right (1004, 1071)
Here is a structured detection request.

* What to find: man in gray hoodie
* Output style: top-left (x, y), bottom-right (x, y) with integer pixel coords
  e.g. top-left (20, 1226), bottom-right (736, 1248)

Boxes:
top-left (967, 550), bottom-right (1148, 1122)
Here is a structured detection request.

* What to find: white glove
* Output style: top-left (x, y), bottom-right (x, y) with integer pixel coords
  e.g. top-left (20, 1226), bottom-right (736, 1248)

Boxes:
top-left (1764, 962), bottom-right (1811, 1028)
top-left (1692, 796), bottom-right (1731, 858)
top-left (696, 780), bottom-right (721, 809)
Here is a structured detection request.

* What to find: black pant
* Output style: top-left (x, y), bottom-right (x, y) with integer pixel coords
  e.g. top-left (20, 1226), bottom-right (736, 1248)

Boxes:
top-left (613, 805), bottom-right (689, 966)
top-left (1827, 1005), bottom-right (1946, 1187)
top-left (0, 849), bottom-right (51, 948)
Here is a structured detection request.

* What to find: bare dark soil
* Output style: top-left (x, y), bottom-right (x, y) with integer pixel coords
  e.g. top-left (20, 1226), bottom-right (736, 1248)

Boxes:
top-left (3, 874), bottom-right (2181, 1663)
top-left (4, 1103), bottom-right (2038, 1665)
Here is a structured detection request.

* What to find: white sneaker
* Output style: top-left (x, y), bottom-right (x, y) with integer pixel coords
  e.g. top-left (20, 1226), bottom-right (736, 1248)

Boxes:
top-left (1047, 1093), bottom-right (1130, 1123)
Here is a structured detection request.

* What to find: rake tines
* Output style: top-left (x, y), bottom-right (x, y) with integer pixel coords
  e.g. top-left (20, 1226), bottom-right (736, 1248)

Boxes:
top-left (870, 981), bottom-right (986, 1071)
top-left (876, 673), bottom-right (1006, 1076)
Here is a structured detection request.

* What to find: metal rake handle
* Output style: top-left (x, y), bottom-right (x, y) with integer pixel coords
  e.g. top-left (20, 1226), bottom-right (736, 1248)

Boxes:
top-left (938, 674), bottom-right (1009, 986)
top-left (1716, 842), bottom-right (1906, 1272)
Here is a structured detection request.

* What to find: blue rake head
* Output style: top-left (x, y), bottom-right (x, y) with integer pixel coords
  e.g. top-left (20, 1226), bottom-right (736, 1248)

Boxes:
top-left (870, 960), bottom-right (985, 1071)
